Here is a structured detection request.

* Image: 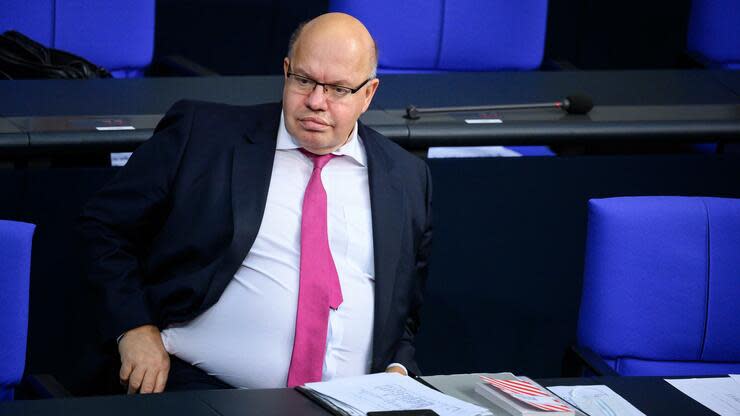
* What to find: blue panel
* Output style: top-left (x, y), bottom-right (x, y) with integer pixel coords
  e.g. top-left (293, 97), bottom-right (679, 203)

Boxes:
top-left (438, 0), bottom-right (548, 70)
top-left (110, 68), bottom-right (146, 79)
top-left (329, 0), bottom-right (443, 70)
top-left (616, 357), bottom-right (740, 376)
top-left (703, 198), bottom-right (740, 361)
top-left (691, 143), bottom-right (718, 154)
top-left (0, 0), bottom-right (54, 45)
top-left (0, 220), bottom-right (35, 400)
top-left (505, 146), bottom-right (555, 156)
top-left (687, 0), bottom-right (740, 66)
top-left (578, 197), bottom-right (708, 361)
top-left (54, 0), bottom-right (154, 73)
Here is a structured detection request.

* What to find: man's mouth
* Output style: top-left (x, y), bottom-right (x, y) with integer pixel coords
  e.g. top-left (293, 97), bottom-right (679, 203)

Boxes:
top-left (299, 116), bottom-right (331, 131)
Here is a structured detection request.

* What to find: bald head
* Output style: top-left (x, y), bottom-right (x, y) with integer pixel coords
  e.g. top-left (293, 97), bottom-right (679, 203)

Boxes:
top-left (288, 13), bottom-right (378, 78)
top-left (281, 13), bottom-right (381, 155)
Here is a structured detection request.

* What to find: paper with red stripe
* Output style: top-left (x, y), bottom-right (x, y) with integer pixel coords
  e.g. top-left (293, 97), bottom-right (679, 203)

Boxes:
top-left (480, 376), bottom-right (572, 412)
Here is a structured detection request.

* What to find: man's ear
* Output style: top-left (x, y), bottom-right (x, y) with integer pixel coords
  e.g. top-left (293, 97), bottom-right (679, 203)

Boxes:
top-left (361, 78), bottom-right (380, 113)
top-left (283, 58), bottom-right (290, 77)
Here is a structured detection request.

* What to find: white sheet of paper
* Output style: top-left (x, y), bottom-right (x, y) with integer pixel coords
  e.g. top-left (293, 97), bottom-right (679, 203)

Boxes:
top-left (110, 152), bottom-right (133, 166)
top-left (96, 126), bottom-right (135, 131)
top-left (464, 119), bottom-right (503, 124)
top-left (547, 385), bottom-right (646, 416)
top-left (427, 146), bottom-right (522, 158)
top-left (304, 373), bottom-right (492, 416)
top-left (665, 377), bottom-right (740, 416)
top-left (730, 374), bottom-right (740, 384)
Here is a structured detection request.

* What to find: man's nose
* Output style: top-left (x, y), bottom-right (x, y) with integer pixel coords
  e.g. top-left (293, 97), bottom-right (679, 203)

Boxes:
top-left (305, 84), bottom-right (328, 110)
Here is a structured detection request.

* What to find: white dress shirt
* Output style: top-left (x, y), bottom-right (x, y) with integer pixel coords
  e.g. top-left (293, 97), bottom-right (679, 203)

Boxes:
top-left (161, 113), bottom-right (377, 388)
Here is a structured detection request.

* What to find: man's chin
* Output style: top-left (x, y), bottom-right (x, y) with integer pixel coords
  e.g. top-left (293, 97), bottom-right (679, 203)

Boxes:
top-left (294, 132), bottom-right (334, 152)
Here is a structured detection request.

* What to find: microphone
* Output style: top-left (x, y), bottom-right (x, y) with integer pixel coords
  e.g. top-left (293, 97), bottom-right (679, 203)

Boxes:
top-left (404, 94), bottom-right (594, 120)
top-left (559, 94), bottom-right (593, 115)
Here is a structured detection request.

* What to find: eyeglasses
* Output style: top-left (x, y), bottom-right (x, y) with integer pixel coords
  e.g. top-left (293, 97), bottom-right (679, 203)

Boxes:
top-left (286, 70), bottom-right (373, 101)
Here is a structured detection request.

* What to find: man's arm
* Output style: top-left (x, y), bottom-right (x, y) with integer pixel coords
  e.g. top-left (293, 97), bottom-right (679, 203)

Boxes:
top-left (390, 163), bottom-right (433, 375)
top-left (80, 100), bottom-right (196, 393)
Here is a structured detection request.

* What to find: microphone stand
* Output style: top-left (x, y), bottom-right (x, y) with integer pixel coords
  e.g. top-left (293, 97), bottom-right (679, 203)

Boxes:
top-left (404, 102), bottom-right (564, 120)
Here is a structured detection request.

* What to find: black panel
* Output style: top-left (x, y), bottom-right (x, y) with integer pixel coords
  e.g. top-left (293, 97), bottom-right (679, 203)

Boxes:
top-left (21, 169), bottom-right (118, 391)
top-left (154, 0), bottom-right (328, 75)
top-left (416, 154), bottom-right (740, 377)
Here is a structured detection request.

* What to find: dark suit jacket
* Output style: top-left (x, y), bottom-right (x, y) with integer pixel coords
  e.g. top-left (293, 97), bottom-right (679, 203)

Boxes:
top-left (80, 100), bottom-right (432, 376)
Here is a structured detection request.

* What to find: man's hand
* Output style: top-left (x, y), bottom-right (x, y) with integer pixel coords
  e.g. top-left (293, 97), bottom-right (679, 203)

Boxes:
top-left (118, 324), bottom-right (170, 394)
top-left (385, 365), bottom-right (408, 376)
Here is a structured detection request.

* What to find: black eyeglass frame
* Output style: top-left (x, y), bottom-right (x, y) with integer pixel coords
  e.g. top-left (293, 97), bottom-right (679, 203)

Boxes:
top-left (286, 69), bottom-right (374, 96)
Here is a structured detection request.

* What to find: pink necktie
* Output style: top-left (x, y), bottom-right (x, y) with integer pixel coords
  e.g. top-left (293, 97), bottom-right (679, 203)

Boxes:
top-left (287, 150), bottom-right (344, 387)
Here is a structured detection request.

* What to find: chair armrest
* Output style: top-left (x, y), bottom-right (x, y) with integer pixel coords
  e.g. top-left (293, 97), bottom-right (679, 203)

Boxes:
top-left (562, 345), bottom-right (620, 377)
top-left (17, 374), bottom-right (72, 399)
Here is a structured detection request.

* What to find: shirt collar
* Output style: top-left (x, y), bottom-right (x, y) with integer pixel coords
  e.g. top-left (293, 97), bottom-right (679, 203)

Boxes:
top-left (277, 111), bottom-right (367, 167)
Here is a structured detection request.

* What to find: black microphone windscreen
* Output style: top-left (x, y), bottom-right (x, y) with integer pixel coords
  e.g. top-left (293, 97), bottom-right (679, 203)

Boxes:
top-left (564, 94), bottom-right (593, 114)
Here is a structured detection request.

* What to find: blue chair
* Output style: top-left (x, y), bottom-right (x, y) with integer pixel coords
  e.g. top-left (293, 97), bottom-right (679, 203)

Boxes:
top-left (0, 220), bottom-right (35, 401)
top-left (687, 0), bottom-right (740, 70)
top-left (576, 197), bottom-right (740, 376)
top-left (0, 0), bottom-right (154, 78)
top-left (329, 0), bottom-right (548, 73)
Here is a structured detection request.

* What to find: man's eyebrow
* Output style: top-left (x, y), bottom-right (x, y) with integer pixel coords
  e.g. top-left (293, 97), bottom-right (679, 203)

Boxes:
top-left (325, 75), bottom-right (355, 86)
top-left (292, 67), bottom-right (353, 86)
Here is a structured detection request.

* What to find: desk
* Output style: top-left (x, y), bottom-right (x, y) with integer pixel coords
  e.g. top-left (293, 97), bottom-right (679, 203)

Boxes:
top-left (0, 377), bottom-right (718, 416)
top-left (1, 70), bottom-right (739, 117)
top-left (537, 377), bottom-right (714, 415)
top-left (1, 70), bottom-right (739, 151)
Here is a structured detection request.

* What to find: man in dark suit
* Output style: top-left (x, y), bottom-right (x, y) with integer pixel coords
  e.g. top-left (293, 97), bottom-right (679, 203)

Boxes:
top-left (81, 13), bottom-right (431, 394)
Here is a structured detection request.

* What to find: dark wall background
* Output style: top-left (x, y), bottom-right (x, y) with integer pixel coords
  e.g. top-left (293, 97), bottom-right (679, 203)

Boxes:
top-left (154, 0), bottom-right (328, 75)
top-left (153, 0), bottom-right (695, 75)
top-left (545, 0), bottom-right (694, 69)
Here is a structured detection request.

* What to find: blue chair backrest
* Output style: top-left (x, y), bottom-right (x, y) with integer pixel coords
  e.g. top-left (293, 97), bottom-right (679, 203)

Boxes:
top-left (0, 220), bottom-right (35, 401)
top-left (578, 197), bottom-right (740, 376)
top-left (0, 0), bottom-right (155, 78)
top-left (687, 0), bottom-right (740, 70)
top-left (329, 0), bottom-right (548, 73)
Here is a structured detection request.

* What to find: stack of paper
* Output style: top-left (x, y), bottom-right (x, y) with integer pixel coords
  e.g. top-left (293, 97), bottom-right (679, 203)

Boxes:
top-left (546, 385), bottom-right (646, 416)
top-left (299, 373), bottom-right (492, 416)
top-left (665, 376), bottom-right (740, 416)
top-left (475, 375), bottom-right (574, 416)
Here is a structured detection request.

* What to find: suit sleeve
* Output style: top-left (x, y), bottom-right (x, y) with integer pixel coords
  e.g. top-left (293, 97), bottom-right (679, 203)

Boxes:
top-left (79, 100), bottom-right (195, 343)
top-left (391, 162), bottom-right (433, 375)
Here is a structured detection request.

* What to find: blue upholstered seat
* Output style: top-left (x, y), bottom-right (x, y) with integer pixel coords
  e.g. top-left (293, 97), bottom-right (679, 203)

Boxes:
top-left (0, 0), bottom-right (155, 78)
top-left (329, 0), bottom-right (548, 73)
top-left (687, 0), bottom-right (740, 70)
top-left (0, 220), bottom-right (35, 401)
top-left (577, 197), bottom-right (740, 376)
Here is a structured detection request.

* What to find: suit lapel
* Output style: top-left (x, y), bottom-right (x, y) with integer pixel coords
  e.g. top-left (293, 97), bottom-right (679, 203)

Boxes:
top-left (225, 104), bottom-right (281, 271)
top-left (361, 123), bottom-right (406, 362)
